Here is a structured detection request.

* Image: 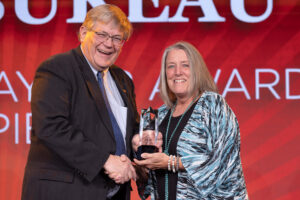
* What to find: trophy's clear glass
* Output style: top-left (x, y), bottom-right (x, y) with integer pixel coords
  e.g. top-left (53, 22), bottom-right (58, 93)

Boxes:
top-left (136, 107), bottom-right (159, 160)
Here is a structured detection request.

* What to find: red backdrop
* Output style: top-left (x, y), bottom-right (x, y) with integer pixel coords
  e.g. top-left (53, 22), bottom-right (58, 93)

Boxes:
top-left (0, 0), bottom-right (299, 199)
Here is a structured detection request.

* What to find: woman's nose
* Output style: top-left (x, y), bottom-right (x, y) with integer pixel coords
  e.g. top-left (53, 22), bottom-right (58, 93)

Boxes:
top-left (174, 65), bottom-right (182, 75)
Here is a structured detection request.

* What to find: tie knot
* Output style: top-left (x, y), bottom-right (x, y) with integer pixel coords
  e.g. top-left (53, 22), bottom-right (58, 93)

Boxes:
top-left (97, 71), bottom-right (104, 79)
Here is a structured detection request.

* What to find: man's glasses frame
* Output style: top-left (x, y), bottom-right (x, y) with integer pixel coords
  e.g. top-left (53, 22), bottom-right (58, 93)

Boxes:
top-left (89, 29), bottom-right (125, 47)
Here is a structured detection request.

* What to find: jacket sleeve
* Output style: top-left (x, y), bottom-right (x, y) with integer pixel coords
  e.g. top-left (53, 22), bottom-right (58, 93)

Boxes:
top-left (180, 94), bottom-right (244, 197)
top-left (31, 58), bottom-right (108, 182)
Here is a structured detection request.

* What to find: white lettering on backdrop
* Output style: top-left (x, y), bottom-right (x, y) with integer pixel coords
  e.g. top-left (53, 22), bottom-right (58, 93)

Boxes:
top-left (0, 1), bottom-right (4, 20)
top-left (15, 0), bottom-right (57, 24)
top-left (0, 67), bottom-right (299, 144)
top-left (148, 68), bottom-right (300, 101)
top-left (1, 0), bottom-right (273, 24)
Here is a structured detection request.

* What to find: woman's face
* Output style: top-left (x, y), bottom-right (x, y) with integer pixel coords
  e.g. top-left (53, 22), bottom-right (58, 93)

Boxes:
top-left (166, 49), bottom-right (192, 100)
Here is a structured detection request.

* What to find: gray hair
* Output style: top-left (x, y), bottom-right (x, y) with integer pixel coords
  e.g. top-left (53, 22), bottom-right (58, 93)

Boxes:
top-left (159, 41), bottom-right (218, 108)
top-left (81, 4), bottom-right (132, 41)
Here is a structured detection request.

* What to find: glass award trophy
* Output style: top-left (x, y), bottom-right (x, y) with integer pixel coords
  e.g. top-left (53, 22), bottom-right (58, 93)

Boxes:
top-left (136, 107), bottom-right (159, 160)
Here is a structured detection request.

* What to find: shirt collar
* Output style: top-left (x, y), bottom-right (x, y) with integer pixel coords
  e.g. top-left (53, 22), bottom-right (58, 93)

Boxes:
top-left (80, 45), bottom-right (109, 79)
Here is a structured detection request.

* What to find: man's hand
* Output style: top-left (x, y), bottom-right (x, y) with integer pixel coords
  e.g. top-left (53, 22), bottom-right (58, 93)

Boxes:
top-left (103, 154), bottom-right (136, 184)
top-left (132, 134), bottom-right (141, 152)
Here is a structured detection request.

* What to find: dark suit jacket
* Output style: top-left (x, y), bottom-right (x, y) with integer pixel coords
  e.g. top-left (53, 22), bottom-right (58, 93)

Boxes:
top-left (21, 47), bottom-right (139, 200)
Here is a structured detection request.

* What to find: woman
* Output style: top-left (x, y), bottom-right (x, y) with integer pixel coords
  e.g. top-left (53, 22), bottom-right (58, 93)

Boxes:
top-left (133, 41), bottom-right (248, 199)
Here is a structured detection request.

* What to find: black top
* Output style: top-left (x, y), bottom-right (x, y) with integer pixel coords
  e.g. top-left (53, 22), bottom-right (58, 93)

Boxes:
top-left (156, 101), bottom-right (197, 200)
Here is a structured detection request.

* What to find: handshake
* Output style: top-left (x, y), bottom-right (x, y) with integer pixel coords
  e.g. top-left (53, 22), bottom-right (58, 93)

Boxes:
top-left (103, 131), bottom-right (163, 184)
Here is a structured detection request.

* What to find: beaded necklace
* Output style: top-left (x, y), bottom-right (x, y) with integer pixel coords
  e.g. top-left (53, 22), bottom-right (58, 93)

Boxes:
top-left (163, 95), bottom-right (199, 200)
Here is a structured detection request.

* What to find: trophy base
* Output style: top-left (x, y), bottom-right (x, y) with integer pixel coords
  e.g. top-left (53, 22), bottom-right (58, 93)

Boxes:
top-left (136, 145), bottom-right (159, 160)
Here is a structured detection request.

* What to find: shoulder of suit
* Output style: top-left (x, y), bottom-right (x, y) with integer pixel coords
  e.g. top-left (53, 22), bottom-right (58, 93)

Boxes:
top-left (110, 65), bottom-right (124, 73)
top-left (39, 48), bottom-right (79, 67)
top-left (40, 48), bottom-right (73, 65)
top-left (35, 48), bottom-right (82, 79)
top-left (110, 65), bottom-right (131, 80)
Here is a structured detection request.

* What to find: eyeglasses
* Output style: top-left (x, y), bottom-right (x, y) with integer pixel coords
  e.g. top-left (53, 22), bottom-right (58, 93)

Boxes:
top-left (90, 30), bottom-right (124, 47)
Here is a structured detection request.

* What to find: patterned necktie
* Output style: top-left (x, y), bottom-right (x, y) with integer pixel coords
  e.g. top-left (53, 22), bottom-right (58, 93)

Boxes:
top-left (97, 71), bottom-right (126, 156)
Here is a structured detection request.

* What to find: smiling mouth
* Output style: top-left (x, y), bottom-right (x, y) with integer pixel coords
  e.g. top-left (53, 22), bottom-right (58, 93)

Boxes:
top-left (97, 49), bottom-right (114, 55)
top-left (174, 79), bottom-right (186, 83)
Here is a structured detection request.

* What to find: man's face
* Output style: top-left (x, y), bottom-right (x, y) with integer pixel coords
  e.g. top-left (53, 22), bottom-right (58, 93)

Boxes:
top-left (80, 21), bottom-right (124, 71)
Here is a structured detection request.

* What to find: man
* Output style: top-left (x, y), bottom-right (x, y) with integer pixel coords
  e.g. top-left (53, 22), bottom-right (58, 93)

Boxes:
top-left (21, 4), bottom-right (138, 200)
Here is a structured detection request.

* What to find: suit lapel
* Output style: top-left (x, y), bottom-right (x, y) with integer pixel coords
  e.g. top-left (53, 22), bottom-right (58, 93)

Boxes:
top-left (74, 47), bottom-right (114, 140)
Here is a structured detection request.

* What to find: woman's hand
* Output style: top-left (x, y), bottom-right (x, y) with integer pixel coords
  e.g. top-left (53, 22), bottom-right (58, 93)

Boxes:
top-left (134, 152), bottom-right (169, 170)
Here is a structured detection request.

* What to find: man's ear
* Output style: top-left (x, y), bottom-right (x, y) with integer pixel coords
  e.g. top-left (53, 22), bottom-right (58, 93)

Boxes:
top-left (79, 26), bottom-right (87, 42)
